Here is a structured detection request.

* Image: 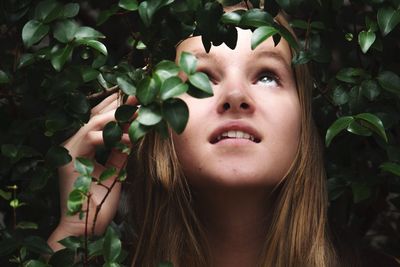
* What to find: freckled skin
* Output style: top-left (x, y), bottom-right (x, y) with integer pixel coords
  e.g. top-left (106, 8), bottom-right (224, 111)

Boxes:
top-left (173, 28), bottom-right (301, 190)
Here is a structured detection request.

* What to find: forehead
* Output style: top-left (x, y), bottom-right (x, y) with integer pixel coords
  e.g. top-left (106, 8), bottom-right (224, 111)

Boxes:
top-left (176, 28), bottom-right (293, 67)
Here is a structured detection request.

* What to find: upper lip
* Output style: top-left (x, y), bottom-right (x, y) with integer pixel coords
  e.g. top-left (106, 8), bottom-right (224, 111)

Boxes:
top-left (209, 121), bottom-right (262, 144)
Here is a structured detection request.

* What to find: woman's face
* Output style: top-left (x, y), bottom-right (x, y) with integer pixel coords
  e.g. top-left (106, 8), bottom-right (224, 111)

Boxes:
top-left (173, 28), bottom-right (301, 190)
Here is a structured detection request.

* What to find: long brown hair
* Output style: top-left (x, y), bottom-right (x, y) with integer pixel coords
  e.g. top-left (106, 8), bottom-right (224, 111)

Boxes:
top-left (123, 11), bottom-right (339, 267)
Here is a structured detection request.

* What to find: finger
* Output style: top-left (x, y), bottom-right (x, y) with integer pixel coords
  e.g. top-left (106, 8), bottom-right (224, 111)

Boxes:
top-left (89, 109), bottom-right (118, 130)
top-left (91, 93), bottom-right (119, 116)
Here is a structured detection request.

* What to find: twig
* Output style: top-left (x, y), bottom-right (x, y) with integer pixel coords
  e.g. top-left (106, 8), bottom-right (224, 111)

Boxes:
top-left (86, 85), bottom-right (119, 100)
top-left (84, 193), bottom-right (91, 267)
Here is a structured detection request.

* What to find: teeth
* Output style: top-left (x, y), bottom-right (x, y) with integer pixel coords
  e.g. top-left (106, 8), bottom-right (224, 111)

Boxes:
top-left (217, 130), bottom-right (255, 142)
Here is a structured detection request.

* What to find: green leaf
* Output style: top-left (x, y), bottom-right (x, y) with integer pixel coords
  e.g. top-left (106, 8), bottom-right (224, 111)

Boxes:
top-left (360, 80), bottom-right (380, 101)
top-left (128, 120), bottom-right (150, 142)
top-left (49, 248), bottom-right (75, 267)
top-left (62, 3), bottom-right (80, 18)
top-left (346, 120), bottom-right (372, 136)
top-left (76, 39), bottom-right (108, 56)
top-left (67, 189), bottom-right (84, 215)
top-left (97, 5), bottom-right (119, 25)
top-left (34, 0), bottom-right (62, 23)
top-left (0, 189), bottom-right (11, 200)
top-left (240, 9), bottom-right (274, 27)
top-left (162, 98), bottom-right (189, 134)
top-left (0, 70), bottom-right (10, 84)
top-left (358, 30), bottom-right (376, 53)
top-left (380, 162), bottom-right (400, 176)
top-left (138, 1), bottom-right (153, 27)
top-left (377, 71), bottom-right (400, 95)
top-left (51, 44), bottom-right (73, 71)
top-left (103, 121), bottom-right (123, 147)
top-left (377, 6), bottom-right (400, 36)
top-left (137, 105), bottom-right (162, 126)
top-left (17, 53), bottom-right (35, 68)
top-left (158, 261), bottom-right (174, 267)
top-left (117, 77), bottom-right (136, 95)
top-left (275, 23), bottom-right (299, 50)
top-left (99, 167), bottom-right (117, 182)
top-left (73, 175), bottom-right (92, 193)
top-left (325, 116), bottom-right (354, 146)
top-left (336, 68), bottom-right (366, 84)
top-left (58, 236), bottom-right (82, 250)
top-left (119, 0), bottom-right (138, 10)
top-left (354, 113), bottom-right (388, 142)
top-left (1, 144), bottom-right (18, 159)
top-left (53, 20), bottom-right (78, 43)
top-left (332, 85), bottom-right (349, 105)
top-left (154, 60), bottom-right (180, 82)
top-left (188, 72), bottom-right (213, 96)
top-left (160, 77), bottom-right (188, 100)
top-left (75, 157), bottom-right (94, 176)
top-left (22, 20), bottom-right (49, 47)
top-left (179, 51), bottom-right (197, 75)
top-left (45, 146), bottom-right (72, 168)
top-left (115, 104), bottom-right (137, 123)
top-left (251, 26), bottom-right (278, 50)
top-left (221, 11), bottom-right (243, 25)
top-left (103, 262), bottom-right (121, 267)
top-left (137, 77), bottom-right (160, 105)
top-left (23, 236), bottom-right (53, 255)
top-left (16, 221), bottom-right (38, 230)
top-left (75, 27), bottom-right (105, 40)
top-left (10, 199), bottom-right (20, 208)
top-left (80, 66), bottom-right (100, 82)
top-left (25, 260), bottom-right (51, 267)
top-left (103, 226), bottom-right (122, 262)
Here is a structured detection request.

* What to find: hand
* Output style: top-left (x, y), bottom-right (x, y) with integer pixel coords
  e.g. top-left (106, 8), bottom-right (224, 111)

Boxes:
top-left (48, 93), bottom-right (137, 251)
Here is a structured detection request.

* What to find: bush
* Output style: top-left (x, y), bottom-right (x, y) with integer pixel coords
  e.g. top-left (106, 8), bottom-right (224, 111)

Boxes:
top-left (0, 0), bottom-right (399, 266)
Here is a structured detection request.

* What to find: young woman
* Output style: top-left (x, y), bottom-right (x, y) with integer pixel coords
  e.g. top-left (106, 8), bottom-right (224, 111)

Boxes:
top-left (48, 10), bottom-right (340, 267)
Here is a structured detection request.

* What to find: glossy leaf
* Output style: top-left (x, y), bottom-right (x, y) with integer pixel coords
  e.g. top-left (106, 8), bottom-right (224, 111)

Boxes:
top-left (99, 167), bottom-right (117, 182)
top-left (117, 77), bottom-right (136, 95)
top-left (103, 227), bottom-right (122, 262)
top-left (358, 30), bottom-right (376, 53)
top-left (51, 44), bottom-right (73, 71)
top-left (119, 0), bottom-right (138, 11)
top-left (23, 236), bottom-right (53, 255)
top-left (58, 236), bottom-right (82, 250)
top-left (16, 221), bottom-right (38, 230)
top-left (377, 71), bottom-right (400, 95)
top-left (188, 72), bottom-right (213, 96)
top-left (103, 121), bottom-right (123, 147)
top-left (221, 11), bottom-right (243, 25)
top-left (62, 3), bottom-right (79, 18)
top-left (45, 146), bottom-right (72, 168)
top-left (160, 77), bottom-right (188, 100)
top-left (179, 51), bottom-right (197, 75)
top-left (137, 105), bottom-right (162, 126)
top-left (137, 77), bottom-right (160, 105)
top-left (325, 116), bottom-right (354, 146)
top-left (34, 0), bottom-right (62, 23)
top-left (75, 157), bottom-right (94, 176)
top-left (380, 162), bottom-right (400, 176)
top-left (76, 39), bottom-right (108, 55)
top-left (154, 60), bottom-right (180, 82)
top-left (360, 79), bottom-right (380, 101)
top-left (67, 189), bottom-right (84, 215)
top-left (25, 260), bottom-right (50, 267)
top-left (240, 9), bottom-right (274, 27)
top-left (377, 6), bottom-right (400, 36)
top-left (75, 26), bottom-right (105, 39)
top-left (251, 26), bottom-right (278, 50)
top-left (162, 98), bottom-right (189, 134)
top-left (354, 113), bottom-right (388, 142)
top-left (53, 20), bottom-right (78, 43)
top-left (336, 68), bottom-right (366, 84)
top-left (22, 20), bottom-right (49, 47)
top-left (332, 85), bottom-right (349, 105)
top-left (129, 120), bottom-right (150, 142)
top-left (115, 104), bottom-right (137, 123)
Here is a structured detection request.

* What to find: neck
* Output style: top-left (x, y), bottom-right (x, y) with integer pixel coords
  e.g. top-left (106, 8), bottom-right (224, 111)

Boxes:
top-left (194, 187), bottom-right (272, 267)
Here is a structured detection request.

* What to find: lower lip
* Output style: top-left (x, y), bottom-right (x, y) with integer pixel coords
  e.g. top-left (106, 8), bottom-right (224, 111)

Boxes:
top-left (212, 138), bottom-right (257, 145)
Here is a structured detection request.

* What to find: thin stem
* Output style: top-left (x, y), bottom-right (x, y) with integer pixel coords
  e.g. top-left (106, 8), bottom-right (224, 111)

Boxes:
top-left (87, 85), bottom-right (119, 100)
top-left (84, 193), bottom-right (91, 267)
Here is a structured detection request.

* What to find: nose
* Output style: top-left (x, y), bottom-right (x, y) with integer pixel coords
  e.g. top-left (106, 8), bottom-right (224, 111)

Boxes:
top-left (216, 85), bottom-right (255, 114)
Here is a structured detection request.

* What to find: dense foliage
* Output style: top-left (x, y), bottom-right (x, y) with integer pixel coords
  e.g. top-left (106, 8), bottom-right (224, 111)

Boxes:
top-left (0, 0), bottom-right (399, 266)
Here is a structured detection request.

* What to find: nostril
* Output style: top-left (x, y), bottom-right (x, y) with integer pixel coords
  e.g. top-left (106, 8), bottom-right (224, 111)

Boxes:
top-left (240, 103), bottom-right (249, 109)
top-left (223, 103), bottom-right (230, 110)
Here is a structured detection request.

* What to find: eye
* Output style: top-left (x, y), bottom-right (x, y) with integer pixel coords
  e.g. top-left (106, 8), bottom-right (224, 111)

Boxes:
top-left (256, 72), bottom-right (279, 87)
top-left (199, 70), bottom-right (218, 85)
